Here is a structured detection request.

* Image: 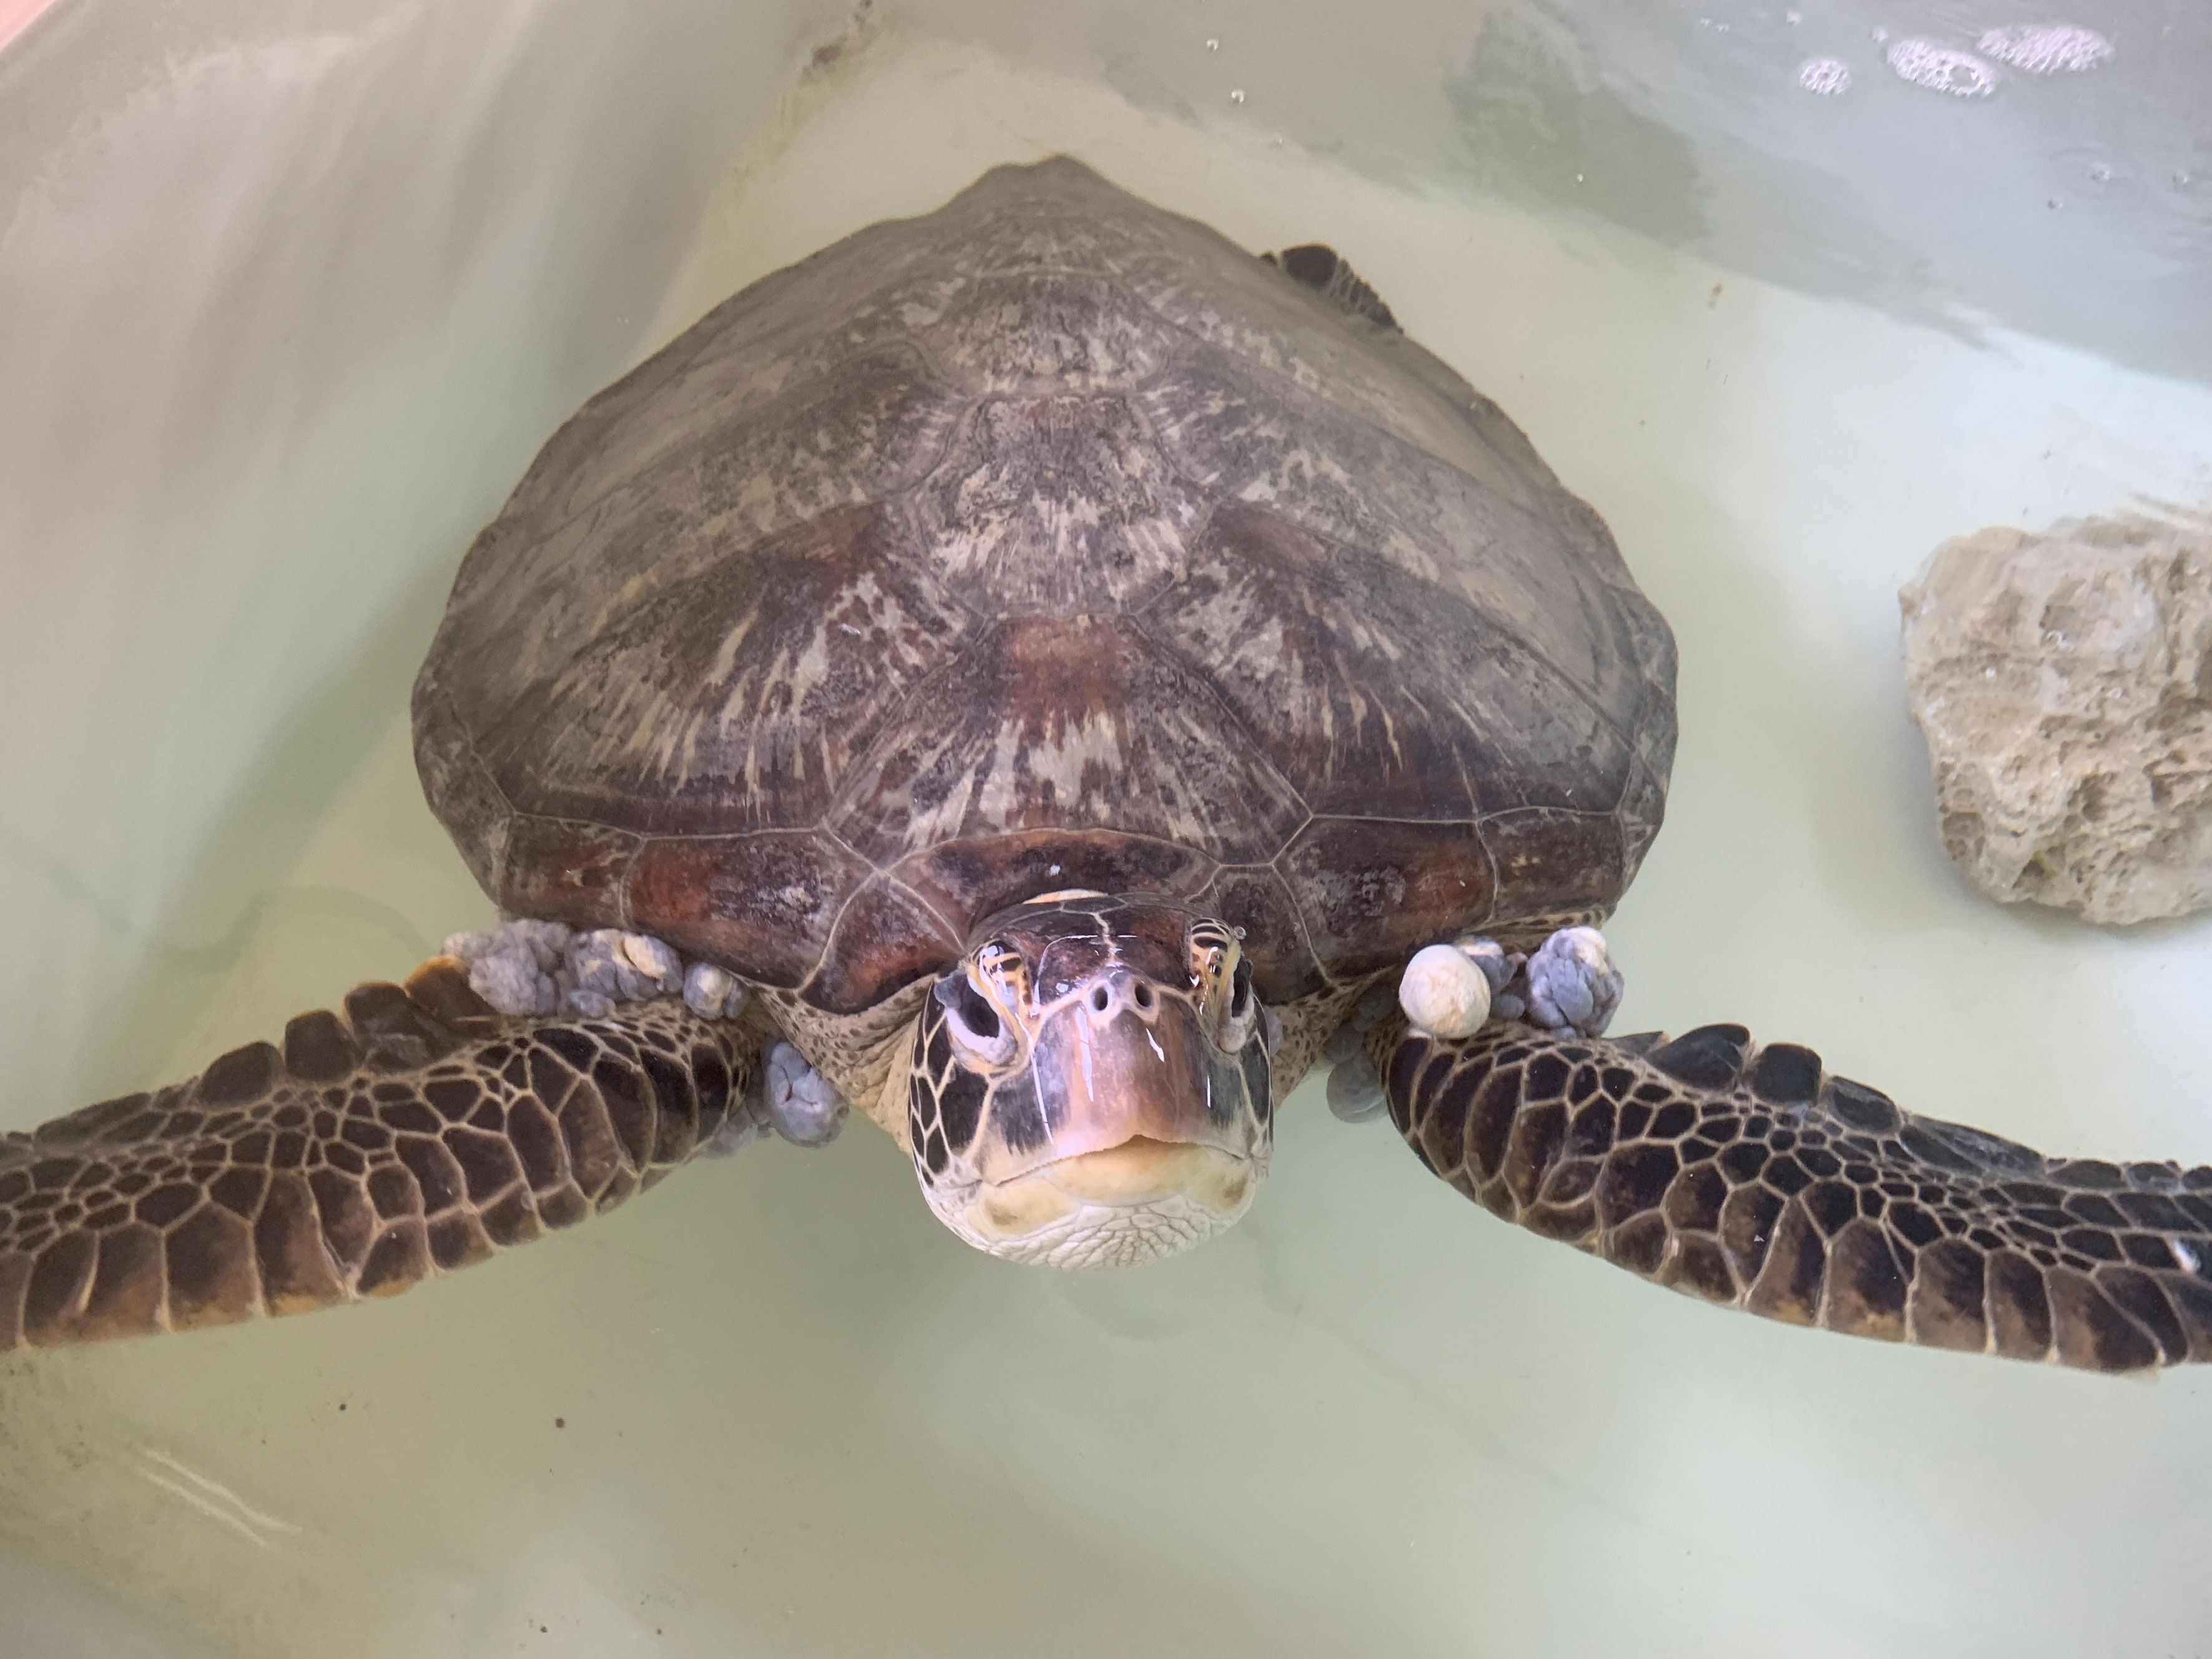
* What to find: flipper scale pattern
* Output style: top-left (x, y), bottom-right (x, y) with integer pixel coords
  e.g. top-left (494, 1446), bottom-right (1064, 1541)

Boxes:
top-left (0, 960), bottom-right (759, 1350)
top-left (1384, 1019), bottom-right (2212, 1372)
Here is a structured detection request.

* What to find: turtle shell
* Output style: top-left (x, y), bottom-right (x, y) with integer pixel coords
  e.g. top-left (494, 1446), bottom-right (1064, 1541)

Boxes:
top-left (413, 157), bottom-right (1678, 1015)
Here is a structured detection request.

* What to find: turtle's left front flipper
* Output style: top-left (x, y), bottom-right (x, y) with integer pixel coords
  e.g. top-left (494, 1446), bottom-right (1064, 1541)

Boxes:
top-left (1, 961), bottom-right (767, 1351)
top-left (1382, 1020), bottom-right (2212, 1372)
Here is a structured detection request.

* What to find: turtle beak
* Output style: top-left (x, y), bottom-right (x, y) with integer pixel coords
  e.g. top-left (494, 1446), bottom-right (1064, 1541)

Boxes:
top-left (1020, 968), bottom-right (1254, 1171)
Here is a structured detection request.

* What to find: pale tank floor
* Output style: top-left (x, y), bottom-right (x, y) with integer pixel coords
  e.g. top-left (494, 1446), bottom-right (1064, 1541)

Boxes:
top-left (4, 21), bottom-right (2212, 1659)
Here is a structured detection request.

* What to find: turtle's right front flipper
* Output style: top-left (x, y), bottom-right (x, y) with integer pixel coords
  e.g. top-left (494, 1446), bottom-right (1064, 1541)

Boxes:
top-left (1383, 1018), bottom-right (2212, 1372)
top-left (1, 960), bottom-right (767, 1351)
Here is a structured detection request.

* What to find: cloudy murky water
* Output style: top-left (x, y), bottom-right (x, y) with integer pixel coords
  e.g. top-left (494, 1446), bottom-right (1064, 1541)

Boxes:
top-left (2, 3), bottom-right (2210, 1655)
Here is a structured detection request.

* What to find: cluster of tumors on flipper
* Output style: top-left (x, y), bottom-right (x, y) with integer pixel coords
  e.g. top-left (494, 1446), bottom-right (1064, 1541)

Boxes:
top-left (443, 919), bottom-right (749, 1023)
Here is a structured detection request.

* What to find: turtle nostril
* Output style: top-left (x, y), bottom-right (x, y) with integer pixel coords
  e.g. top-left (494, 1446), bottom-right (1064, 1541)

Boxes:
top-left (1133, 982), bottom-right (1153, 1009)
top-left (1090, 986), bottom-right (1110, 1013)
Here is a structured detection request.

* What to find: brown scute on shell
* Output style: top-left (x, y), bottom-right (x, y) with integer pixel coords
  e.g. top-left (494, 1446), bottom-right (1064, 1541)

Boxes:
top-left (1478, 809), bottom-right (1628, 921)
top-left (893, 827), bottom-right (1217, 932)
top-left (812, 877), bottom-right (966, 1012)
top-left (463, 503), bottom-right (973, 840)
top-left (415, 155), bottom-right (1676, 1013)
top-left (411, 674), bottom-right (511, 899)
top-left (628, 830), bottom-right (872, 990)
top-left (911, 396), bottom-right (1204, 612)
top-left (496, 815), bottom-right (642, 932)
top-left (1278, 817), bottom-right (1497, 981)
top-left (824, 613), bottom-right (1309, 869)
top-left (1147, 506), bottom-right (1639, 822)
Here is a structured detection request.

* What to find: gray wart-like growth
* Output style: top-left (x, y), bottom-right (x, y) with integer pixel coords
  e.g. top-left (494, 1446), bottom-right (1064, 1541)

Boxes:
top-left (1387, 1020), bottom-right (2212, 1372)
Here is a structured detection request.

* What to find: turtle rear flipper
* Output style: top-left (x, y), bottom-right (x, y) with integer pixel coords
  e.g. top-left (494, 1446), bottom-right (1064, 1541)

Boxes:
top-left (1261, 243), bottom-right (1400, 330)
top-left (0, 960), bottom-right (768, 1350)
top-left (1382, 1020), bottom-right (2212, 1372)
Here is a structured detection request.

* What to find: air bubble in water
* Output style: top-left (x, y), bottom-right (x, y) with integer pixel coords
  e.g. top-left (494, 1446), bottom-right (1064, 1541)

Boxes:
top-left (1204, 37), bottom-right (1219, 51)
top-left (1797, 56), bottom-right (1851, 95)
top-left (1887, 39), bottom-right (1995, 96)
top-left (1978, 24), bottom-right (2112, 73)
top-left (1229, 87), bottom-right (1246, 104)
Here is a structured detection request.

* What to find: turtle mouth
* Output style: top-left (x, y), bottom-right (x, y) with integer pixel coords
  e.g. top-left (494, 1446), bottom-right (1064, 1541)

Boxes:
top-left (933, 1138), bottom-right (1260, 1269)
top-left (1038, 1136), bottom-right (1252, 1205)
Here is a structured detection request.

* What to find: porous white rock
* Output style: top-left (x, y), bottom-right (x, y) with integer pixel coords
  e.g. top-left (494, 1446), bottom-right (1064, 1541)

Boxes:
top-left (1900, 516), bottom-right (2212, 924)
top-left (503, 918), bottom-right (574, 970)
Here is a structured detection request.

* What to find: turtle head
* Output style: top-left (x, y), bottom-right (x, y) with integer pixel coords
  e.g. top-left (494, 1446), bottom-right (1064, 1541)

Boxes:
top-left (905, 891), bottom-right (1277, 1268)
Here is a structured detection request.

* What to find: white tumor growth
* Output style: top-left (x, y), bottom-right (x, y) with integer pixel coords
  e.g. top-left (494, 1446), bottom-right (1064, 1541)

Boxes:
top-left (1397, 942), bottom-right (1492, 1038)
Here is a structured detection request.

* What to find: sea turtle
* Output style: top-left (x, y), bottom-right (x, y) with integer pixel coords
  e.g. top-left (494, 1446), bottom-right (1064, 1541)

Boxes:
top-left (7, 157), bottom-right (2210, 1372)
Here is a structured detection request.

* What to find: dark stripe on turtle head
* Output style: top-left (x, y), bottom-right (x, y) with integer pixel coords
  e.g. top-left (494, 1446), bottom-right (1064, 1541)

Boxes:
top-left (990, 1070), bottom-right (1049, 1156)
top-left (1239, 1041), bottom-right (1272, 1128)
top-left (939, 1064), bottom-right (988, 1153)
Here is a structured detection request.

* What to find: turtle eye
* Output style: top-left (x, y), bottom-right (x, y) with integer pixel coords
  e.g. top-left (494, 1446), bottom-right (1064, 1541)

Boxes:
top-left (952, 979), bottom-right (999, 1040)
top-left (1215, 955), bottom-right (1261, 1051)
top-left (934, 970), bottom-right (1014, 1065)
